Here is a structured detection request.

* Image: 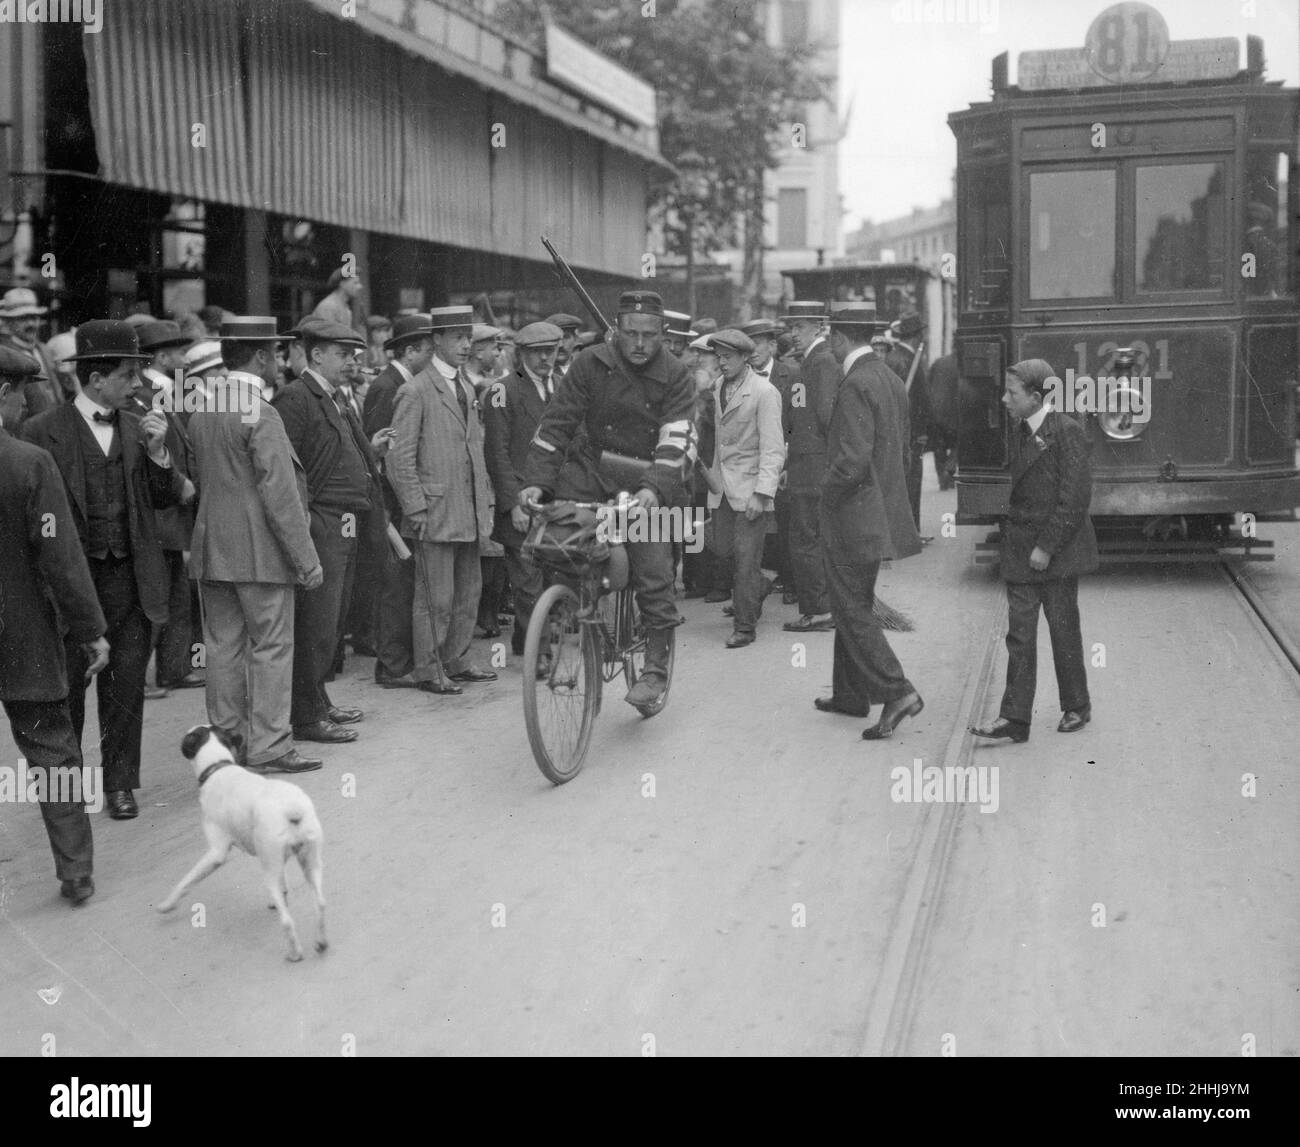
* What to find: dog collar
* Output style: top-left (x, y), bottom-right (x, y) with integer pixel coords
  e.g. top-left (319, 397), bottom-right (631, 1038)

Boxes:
top-left (197, 759), bottom-right (238, 788)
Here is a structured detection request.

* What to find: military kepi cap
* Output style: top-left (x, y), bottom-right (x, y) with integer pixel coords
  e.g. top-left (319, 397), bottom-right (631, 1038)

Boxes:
top-left (428, 305), bottom-right (475, 331)
top-left (781, 300), bottom-right (829, 322)
top-left (64, 319), bottom-right (153, 362)
top-left (827, 302), bottom-right (878, 327)
top-left (218, 316), bottom-right (286, 342)
top-left (618, 290), bottom-right (664, 317)
top-left (515, 321), bottom-right (564, 349)
top-left (709, 328), bottom-right (755, 356)
top-left (0, 343), bottom-right (43, 378)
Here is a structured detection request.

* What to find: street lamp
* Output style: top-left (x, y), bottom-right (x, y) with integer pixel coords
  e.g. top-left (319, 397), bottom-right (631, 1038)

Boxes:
top-left (676, 149), bottom-right (709, 320)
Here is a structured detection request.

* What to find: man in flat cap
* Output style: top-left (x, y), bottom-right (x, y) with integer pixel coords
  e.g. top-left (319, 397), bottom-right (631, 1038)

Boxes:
top-left (883, 312), bottom-right (936, 538)
top-left (189, 317), bottom-right (323, 773)
top-left (388, 306), bottom-right (498, 694)
top-left (462, 324), bottom-right (504, 394)
top-left (274, 317), bottom-right (388, 742)
top-left (707, 328), bottom-right (785, 648)
top-left (817, 303), bottom-right (923, 741)
top-left (742, 318), bottom-right (797, 601)
top-left (363, 314), bottom-right (434, 687)
top-left (23, 320), bottom-right (185, 819)
top-left (519, 290), bottom-right (695, 708)
top-left (544, 313), bottom-right (581, 389)
top-left (972, 359), bottom-right (1097, 744)
top-left (0, 354), bottom-right (107, 902)
top-left (484, 322), bottom-right (562, 661)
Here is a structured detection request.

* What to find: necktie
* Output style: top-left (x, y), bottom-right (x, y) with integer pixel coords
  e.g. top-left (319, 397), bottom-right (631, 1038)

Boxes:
top-left (1020, 421), bottom-right (1031, 438)
top-left (92, 410), bottom-right (117, 425)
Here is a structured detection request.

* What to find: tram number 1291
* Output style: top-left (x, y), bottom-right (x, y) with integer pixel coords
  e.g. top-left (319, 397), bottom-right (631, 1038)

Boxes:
top-left (1073, 339), bottom-right (1172, 381)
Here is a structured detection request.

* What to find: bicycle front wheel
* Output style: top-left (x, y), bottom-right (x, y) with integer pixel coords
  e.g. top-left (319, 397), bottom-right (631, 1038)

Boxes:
top-left (523, 583), bottom-right (600, 785)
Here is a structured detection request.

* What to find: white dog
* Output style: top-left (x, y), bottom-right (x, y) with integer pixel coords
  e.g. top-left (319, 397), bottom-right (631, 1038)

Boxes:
top-left (158, 725), bottom-right (326, 961)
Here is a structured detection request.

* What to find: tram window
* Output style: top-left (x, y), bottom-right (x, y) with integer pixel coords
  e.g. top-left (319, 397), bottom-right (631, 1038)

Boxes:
top-left (1028, 170), bottom-right (1116, 300)
top-left (1135, 163), bottom-right (1225, 293)
top-left (964, 168), bottom-right (1010, 310)
top-left (1242, 150), bottom-right (1291, 297)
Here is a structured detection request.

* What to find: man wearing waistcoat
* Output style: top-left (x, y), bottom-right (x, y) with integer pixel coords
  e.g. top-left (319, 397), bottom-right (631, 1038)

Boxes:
top-left (23, 321), bottom-right (185, 820)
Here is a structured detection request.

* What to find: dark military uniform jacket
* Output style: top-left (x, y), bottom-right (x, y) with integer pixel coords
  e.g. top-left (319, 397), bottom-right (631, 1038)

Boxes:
top-left (523, 341), bottom-right (695, 506)
top-left (1001, 410), bottom-right (1099, 584)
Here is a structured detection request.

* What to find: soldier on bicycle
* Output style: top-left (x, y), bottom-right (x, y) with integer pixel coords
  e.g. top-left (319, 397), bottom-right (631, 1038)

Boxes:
top-left (517, 290), bottom-right (695, 708)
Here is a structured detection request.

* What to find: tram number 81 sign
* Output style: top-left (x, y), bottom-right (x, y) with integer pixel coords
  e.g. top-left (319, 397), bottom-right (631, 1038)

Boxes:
top-left (1086, 2), bottom-right (1171, 83)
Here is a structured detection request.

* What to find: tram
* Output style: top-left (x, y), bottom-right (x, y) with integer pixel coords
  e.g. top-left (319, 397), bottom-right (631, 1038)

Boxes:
top-left (783, 263), bottom-right (955, 357)
top-left (949, 3), bottom-right (1299, 549)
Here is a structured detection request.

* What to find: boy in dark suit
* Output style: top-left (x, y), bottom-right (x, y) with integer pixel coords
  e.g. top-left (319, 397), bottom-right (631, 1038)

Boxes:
top-left (972, 358), bottom-right (1099, 743)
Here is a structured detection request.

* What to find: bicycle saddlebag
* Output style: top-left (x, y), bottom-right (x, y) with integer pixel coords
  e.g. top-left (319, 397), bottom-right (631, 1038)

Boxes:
top-left (522, 501), bottom-right (611, 576)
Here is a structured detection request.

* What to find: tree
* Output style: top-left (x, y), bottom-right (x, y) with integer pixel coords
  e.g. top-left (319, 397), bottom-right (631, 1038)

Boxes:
top-left (494, 0), bottom-right (830, 317)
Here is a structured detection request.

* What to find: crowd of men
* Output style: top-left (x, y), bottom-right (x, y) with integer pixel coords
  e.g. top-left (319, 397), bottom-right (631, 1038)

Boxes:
top-left (0, 277), bottom-right (1013, 907)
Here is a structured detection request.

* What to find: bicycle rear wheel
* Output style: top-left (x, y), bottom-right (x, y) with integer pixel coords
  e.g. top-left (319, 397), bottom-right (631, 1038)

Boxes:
top-left (523, 583), bottom-right (600, 784)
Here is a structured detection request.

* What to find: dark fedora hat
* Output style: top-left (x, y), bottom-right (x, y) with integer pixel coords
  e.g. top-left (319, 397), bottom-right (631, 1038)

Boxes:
top-left (894, 311), bottom-right (925, 340)
top-left (384, 314), bottom-right (435, 352)
top-left (218, 316), bottom-right (288, 342)
top-left (64, 319), bottom-right (152, 362)
top-left (0, 343), bottom-right (43, 379)
top-left (137, 319), bottom-right (193, 352)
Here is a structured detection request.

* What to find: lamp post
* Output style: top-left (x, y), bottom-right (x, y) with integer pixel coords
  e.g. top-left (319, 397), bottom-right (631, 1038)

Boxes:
top-left (676, 149), bottom-right (709, 320)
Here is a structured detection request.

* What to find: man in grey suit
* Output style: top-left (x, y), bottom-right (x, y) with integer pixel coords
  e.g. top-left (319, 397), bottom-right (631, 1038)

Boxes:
top-left (388, 306), bottom-right (497, 694)
top-left (816, 303), bottom-right (924, 741)
top-left (188, 317), bottom-right (324, 772)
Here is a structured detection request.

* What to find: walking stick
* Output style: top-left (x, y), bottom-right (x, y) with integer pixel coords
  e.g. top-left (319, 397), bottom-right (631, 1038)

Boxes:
top-left (412, 541), bottom-right (453, 690)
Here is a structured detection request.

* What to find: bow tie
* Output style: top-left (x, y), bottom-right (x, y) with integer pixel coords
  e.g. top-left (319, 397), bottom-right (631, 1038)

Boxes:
top-left (92, 410), bottom-right (117, 425)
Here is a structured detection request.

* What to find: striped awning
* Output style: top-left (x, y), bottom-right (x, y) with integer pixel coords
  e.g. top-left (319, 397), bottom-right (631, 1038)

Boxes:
top-left (82, 0), bottom-right (256, 209)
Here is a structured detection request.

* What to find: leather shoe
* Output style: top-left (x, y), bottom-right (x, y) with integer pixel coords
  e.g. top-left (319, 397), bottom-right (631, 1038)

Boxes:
top-left (449, 667), bottom-right (498, 682)
top-left (1057, 707), bottom-right (1091, 733)
top-left (861, 692), bottom-right (924, 740)
top-left (784, 613), bottom-right (834, 632)
top-left (160, 673), bottom-right (205, 689)
top-left (328, 706), bottom-right (364, 725)
top-left (703, 589), bottom-right (730, 603)
top-left (293, 720), bottom-right (358, 744)
top-left (814, 696), bottom-right (869, 717)
top-left (684, 587), bottom-right (709, 599)
top-left (375, 670), bottom-right (418, 688)
top-left (144, 684), bottom-right (169, 700)
top-left (249, 749), bottom-right (323, 773)
top-left (725, 630), bottom-right (755, 649)
top-left (106, 790), bottom-right (138, 819)
top-left (60, 875), bottom-right (95, 905)
top-left (722, 604), bottom-right (735, 617)
top-left (416, 679), bottom-right (463, 695)
top-left (970, 717), bottom-right (1030, 743)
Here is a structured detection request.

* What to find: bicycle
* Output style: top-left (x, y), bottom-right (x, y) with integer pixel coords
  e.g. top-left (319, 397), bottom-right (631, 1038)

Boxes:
top-left (521, 494), bottom-right (676, 785)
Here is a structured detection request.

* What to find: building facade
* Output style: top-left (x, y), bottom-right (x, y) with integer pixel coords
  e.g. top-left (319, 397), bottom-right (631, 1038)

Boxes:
top-left (0, 0), bottom-right (670, 330)
top-left (847, 198), bottom-right (957, 272)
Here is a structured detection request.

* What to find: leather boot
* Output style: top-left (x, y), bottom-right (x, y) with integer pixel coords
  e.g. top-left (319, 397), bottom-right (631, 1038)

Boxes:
top-left (626, 627), bottom-right (671, 707)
